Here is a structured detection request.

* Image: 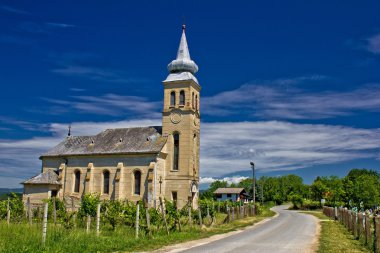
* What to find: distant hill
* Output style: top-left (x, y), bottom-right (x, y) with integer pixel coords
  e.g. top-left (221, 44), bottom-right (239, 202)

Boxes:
top-left (0, 188), bottom-right (23, 194)
top-left (0, 188), bottom-right (23, 200)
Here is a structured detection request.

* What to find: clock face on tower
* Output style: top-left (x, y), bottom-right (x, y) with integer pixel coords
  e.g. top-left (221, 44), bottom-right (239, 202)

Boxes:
top-left (170, 109), bottom-right (182, 124)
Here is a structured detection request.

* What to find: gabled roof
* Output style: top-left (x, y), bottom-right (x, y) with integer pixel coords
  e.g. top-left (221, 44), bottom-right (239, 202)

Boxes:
top-left (41, 126), bottom-right (167, 158)
top-left (213, 188), bottom-right (246, 194)
top-left (22, 170), bottom-right (61, 185)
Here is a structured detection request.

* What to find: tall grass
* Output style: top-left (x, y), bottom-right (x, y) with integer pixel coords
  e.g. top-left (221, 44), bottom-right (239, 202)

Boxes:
top-left (0, 208), bottom-right (274, 253)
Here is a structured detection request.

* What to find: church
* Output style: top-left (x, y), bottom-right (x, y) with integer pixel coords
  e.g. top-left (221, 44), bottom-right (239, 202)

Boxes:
top-left (22, 25), bottom-right (201, 210)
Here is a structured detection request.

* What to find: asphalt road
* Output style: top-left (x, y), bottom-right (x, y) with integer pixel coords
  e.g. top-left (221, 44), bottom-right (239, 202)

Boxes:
top-left (179, 205), bottom-right (318, 253)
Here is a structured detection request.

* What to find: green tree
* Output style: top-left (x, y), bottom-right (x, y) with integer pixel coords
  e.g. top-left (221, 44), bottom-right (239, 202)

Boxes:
top-left (343, 169), bottom-right (380, 208)
top-left (238, 178), bottom-right (253, 196)
top-left (200, 180), bottom-right (228, 199)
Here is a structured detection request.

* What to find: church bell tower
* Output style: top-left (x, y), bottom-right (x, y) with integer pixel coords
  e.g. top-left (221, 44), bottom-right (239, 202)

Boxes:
top-left (162, 25), bottom-right (200, 208)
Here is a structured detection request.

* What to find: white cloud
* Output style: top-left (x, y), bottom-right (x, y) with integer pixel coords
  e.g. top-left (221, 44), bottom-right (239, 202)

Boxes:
top-left (48, 51), bottom-right (148, 84)
top-left (367, 33), bottom-right (380, 54)
top-left (202, 80), bottom-right (380, 119)
top-left (2, 119), bottom-right (380, 188)
top-left (1, 5), bottom-right (28, 15)
top-left (200, 176), bottom-right (248, 185)
top-left (41, 94), bottom-right (162, 117)
top-left (0, 118), bottom-right (161, 185)
top-left (200, 121), bottom-right (380, 177)
top-left (199, 177), bottom-right (216, 184)
top-left (51, 65), bottom-right (147, 84)
top-left (0, 176), bottom-right (27, 189)
top-left (46, 22), bottom-right (76, 28)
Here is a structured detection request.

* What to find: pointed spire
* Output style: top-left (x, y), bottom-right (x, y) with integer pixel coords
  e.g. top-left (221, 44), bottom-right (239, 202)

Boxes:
top-left (176, 25), bottom-right (191, 60)
top-left (67, 124), bottom-right (71, 137)
top-left (167, 25), bottom-right (198, 75)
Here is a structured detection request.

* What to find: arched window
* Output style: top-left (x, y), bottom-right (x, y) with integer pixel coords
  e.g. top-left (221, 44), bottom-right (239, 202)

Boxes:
top-left (134, 170), bottom-right (141, 195)
top-left (103, 170), bottom-right (110, 194)
top-left (170, 91), bottom-right (176, 106)
top-left (179, 90), bottom-right (185, 105)
top-left (195, 95), bottom-right (198, 111)
top-left (192, 92), bottom-right (195, 109)
top-left (173, 133), bottom-right (180, 171)
top-left (74, 170), bottom-right (80, 193)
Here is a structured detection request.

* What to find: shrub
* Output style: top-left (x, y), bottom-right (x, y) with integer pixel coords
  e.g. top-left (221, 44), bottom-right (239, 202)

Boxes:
top-left (301, 199), bottom-right (321, 210)
top-left (0, 193), bottom-right (24, 222)
top-left (78, 193), bottom-right (100, 218)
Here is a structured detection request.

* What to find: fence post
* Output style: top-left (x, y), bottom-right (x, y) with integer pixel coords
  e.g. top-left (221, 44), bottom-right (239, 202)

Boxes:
top-left (198, 207), bottom-right (203, 227)
top-left (27, 196), bottom-right (32, 225)
top-left (53, 197), bottom-right (57, 225)
top-left (365, 214), bottom-right (371, 245)
top-left (86, 215), bottom-right (91, 233)
top-left (96, 203), bottom-right (100, 236)
top-left (348, 211), bottom-right (352, 232)
top-left (146, 208), bottom-right (152, 237)
top-left (354, 212), bottom-right (358, 239)
top-left (159, 197), bottom-right (169, 235)
top-left (42, 202), bottom-right (48, 246)
top-left (358, 213), bottom-right (363, 239)
top-left (188, 205), bottom-right (192, 226)
top-left (135, 204), bottom-right (140, 239)
top-left (374, 216), bottom-right (380, 253)
top-left (7, 197), bottom-right (10, 225)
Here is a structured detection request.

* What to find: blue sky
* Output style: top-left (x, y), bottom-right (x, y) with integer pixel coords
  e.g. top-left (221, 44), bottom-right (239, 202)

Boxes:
top-left (1, 1), bottom-right (380, 188)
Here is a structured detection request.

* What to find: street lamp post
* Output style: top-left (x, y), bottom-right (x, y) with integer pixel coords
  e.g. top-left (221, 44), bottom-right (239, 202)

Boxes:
top-left (250, 162), bottom-right (255, 208)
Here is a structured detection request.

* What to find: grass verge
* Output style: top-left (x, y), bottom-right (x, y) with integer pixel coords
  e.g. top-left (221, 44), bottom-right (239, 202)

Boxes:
top-left (301, 211), bottom-right (370, 253)
top-left (0, 208), bottom-right (274, 253)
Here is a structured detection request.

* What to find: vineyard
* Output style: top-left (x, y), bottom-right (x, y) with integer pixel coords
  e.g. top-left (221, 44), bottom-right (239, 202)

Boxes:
top-left (0, 193), bottom-right (272, 252)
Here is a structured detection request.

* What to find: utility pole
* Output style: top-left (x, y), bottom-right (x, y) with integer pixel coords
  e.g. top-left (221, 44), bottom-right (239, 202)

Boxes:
top-left (250, 162), bottom-right (255, 207)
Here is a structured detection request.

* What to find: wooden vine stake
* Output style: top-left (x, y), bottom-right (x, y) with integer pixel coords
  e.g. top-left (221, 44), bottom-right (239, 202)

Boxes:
top-left (42, 202), bottom-right (48, 246)
top-left (177, 210), bottom-right (182, 232)
top-left (198, 207), bottom-right (203, 227)
top-left (7, 197), bottom-right (10, 225)
top-left (96, 203), bottom-right (100, 236)
top-left (135, 204), bottom-right (140, 239)
top-left (27, 196), bottom-right (32, 225)
top-left (188, 205), bottom-right (192, 226)
top-left (146, 208), bottom-right (152, 237)
top-left (159, 197), bottom-right (169, 235)
top-left (86, 215), bottom-right (91, 233)
top-left (227, 205), bottom-right (230, 223)
top-left (53, 197), bottom-right (57, 225)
